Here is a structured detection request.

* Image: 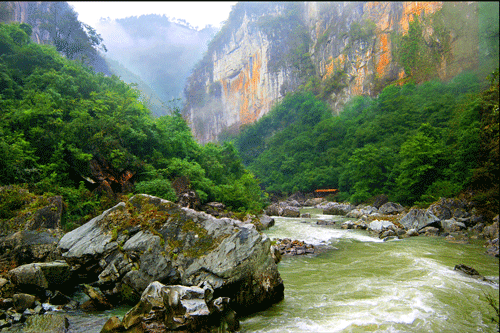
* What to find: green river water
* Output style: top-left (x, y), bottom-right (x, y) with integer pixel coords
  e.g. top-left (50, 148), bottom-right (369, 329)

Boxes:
top-left (241, 208), bottom-right (499, 332)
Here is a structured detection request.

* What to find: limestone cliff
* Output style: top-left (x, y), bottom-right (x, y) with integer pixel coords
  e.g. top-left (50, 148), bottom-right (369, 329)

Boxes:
top-left (184, 2), bottom-right (488, 143)
top-left (2, 2), bottom-right (52, 44)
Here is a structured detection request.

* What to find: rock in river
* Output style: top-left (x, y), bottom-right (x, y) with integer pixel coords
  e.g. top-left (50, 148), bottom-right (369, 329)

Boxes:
top-left (57, 194), bottom-right (284, 316)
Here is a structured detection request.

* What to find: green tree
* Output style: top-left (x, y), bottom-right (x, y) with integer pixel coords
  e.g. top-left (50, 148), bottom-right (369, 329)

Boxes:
top-left (344, 144), bottom-right (393, 204)
top-left (395, 123), bottom-right (447, 204)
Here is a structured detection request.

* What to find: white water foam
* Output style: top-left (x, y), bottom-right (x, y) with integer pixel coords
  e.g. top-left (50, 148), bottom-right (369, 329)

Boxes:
top-left (266, 216), bottom-right (383, 245)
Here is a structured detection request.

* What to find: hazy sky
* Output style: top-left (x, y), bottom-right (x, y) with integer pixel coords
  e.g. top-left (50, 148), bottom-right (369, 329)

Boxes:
top-left (67, 2), bottom-right (237, 30)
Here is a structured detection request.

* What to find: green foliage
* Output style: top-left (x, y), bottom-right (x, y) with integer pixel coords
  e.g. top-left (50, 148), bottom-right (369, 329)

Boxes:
top-left (134, 178), bottom-right (177, 202)
top-left (467, 69), bottom-right (499, 219)
top-left (395, 123), bottom-right (447, 205)
top-left (348, 19), bottom-right (376, 44)
top-left (0, 185), bottom-right (33, 220)
top-left (392, 14), bottom-right (451, 83)
top-left (0, 22), bottom-right (265, 227)
top-left (231, 69), bottom-right (496, 208)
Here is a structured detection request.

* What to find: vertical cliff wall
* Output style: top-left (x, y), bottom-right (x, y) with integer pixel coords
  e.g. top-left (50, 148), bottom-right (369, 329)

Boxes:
top-left (2, 2), bottom-right (52, 44)
top-left (184, 1), bottom-right (489, 143)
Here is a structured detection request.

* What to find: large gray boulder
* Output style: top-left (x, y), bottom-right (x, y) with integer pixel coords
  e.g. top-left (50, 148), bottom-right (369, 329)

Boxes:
top-left (321, 202), bottom-right (354, 216)
top-left (367, 220), bottom-right (396, 232)
top-left (8, 261), bottom-right (71, 295)
top-left (281, 206), bottom-right (300, 217)
top-left (399, 208), bottom-right (440, 231)
top-left (24, 196), bottom-right (64, 231)
top-left (440, 218), bottom-right (466, 233)
top-left (265, 203), bottom-right (282, 216)
top-left (0, 231), bottom-right (62, 271)
top-left (379, 202), bottom-right (405, 215)
top-left (347, 206), bottom-right (378, 218)
top-left (427, 198), bottom-right (470, 220)
top-left (57, 194), bottom-right (284, 315)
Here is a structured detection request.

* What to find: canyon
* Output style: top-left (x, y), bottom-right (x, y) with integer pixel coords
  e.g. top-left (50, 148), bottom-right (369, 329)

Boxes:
top-left (183, 2), bottom-right (485, 143)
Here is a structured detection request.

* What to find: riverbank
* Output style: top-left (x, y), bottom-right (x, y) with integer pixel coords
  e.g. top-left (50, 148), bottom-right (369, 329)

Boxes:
top-left (266, 195), bottom-right (499, 258)
top-left (0, 195), bottom-right (498, 332)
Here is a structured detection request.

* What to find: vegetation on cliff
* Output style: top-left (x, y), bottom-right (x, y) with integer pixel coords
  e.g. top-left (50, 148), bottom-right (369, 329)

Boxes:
top-left (0, 22), bottom-right (265, 231)
top-left (232, 70), bottom-right (499, 218)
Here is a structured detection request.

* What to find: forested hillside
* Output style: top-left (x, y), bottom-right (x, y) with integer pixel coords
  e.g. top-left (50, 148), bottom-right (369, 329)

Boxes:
top-left (232, 70), bottom-right (499, 218)
top-left (0, 22), bottom-right (265, 230)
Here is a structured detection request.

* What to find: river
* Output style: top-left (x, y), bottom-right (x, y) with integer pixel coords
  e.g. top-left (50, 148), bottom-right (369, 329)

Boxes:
top-left (8, 208), bottom-right (497, 332)
top-left (241, 208), bottom-right (499, 332)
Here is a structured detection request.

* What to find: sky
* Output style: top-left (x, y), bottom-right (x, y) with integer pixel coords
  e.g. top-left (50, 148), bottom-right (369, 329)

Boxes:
top-left (67, 1), bottom-right (237, 30)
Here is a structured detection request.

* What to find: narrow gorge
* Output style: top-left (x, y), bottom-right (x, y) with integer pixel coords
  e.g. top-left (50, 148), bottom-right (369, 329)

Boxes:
top-left (183, 2), bottom-right (488, 143)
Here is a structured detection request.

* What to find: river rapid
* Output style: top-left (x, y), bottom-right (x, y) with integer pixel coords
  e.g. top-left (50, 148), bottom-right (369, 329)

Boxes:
top-left (241, 208), bottom-right (499, 332)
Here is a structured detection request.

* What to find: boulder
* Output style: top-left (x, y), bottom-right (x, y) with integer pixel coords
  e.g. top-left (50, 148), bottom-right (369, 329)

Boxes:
top-left (22, 313), bottom-right (69, 333)
top-left (58, 194), bottom-right (284, 316)
top-left (485, 238), bottom-right (499, 257)
top-left (440, 218), bottom-right (466, 233)
top-left (12, 293), bottom-right (36, 312)
top-left (405, 229), bottom-right (419, 237)
top-left (0, 188), bottom-right (64, 235)
top-left (101, 316), bottom-right (123, 333)
top-left (202, 202), bottom-right (226, 217)
top-left (420, 226), bottom-right (440, 236)
top-left (265, 203), bottom-right (282, 216)
top-left (340, 220), bottom-right (356, 229)
top-left (24, 196), bottom-right (64, 231)
top-left (281, 206), bottom-right (300, 217)
top-left (347, 206), bottom-right (378, 218)
top-left (378, 202), bottom-right (405, 215)
top-left (427, 198), bottom-right (470, 220)
top-left (399, 208), bottom-right (440, 231)
top-left (270, 245), bottom-right (282, 264)
top-left (304, 198), bottom-right (324, 206)
top-left (118, 281), bottom-right (239, 332)
top-left (301, 213), bottom-right (311, 218)
top-left (454, 264), bottom-right (494, 283)
top-left (482, 220), bottom-right (499, 240)
top-left (177, 190), bottom-right (201, 210)
top-left (321, 202), bottom-right (354, 216)
top-left (367, 220), bottom-right (395, 233)
top-left (0, 231), bottom-right (62, 271)
top-left (288, 192), bottom-right (306, 205)
top-left (380, 229), bottom-right (396, 239)
top-left (286, 199), bottom-right (302, 207)
top-left (372, 194), bottom-right (389, 209)
top-left (316, 220), bottom-right (336, 226)
top-left (259, 215), bottom-right (275, 230)
top-left (8, 261), bottom-right (71, 296)
top-left (274, 238), bottom-right (314, 256)
top-left (81, 284), bottom-right (112, 311)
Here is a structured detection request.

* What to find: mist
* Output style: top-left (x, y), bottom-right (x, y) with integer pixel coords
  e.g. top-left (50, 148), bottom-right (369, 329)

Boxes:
top-left (96, 14), bottom-right (218, 106)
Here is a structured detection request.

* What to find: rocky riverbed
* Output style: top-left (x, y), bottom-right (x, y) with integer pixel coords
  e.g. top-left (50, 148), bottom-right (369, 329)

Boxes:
top-left (266, 195), bottom-right (499, 257)
top-left (0, 191), bottom-right (498, 332)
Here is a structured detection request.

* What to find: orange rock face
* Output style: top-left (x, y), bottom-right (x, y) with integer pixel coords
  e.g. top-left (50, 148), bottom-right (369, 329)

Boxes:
top-left (400, 2), bottom-right (443, 33)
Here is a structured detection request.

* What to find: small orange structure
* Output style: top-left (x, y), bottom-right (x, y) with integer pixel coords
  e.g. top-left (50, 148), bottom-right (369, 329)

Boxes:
top-left (314, 189), bottom-right (339, 197)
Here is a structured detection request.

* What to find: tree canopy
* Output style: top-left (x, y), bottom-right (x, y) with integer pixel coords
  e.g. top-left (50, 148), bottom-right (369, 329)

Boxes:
top-left (0, 22), bottom-right (266, 229)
